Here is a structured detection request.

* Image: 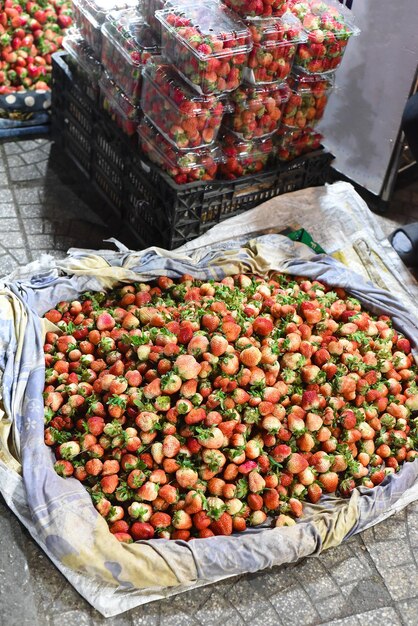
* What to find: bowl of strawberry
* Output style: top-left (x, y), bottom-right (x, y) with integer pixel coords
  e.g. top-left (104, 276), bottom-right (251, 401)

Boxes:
top-left (141, 58), bottom-right (226, 150)
top-left (289, 0), bottom-right (359, 73)
top-left (275, 124), bottom-right (322, 160)
top-left (42, 270), bottom-right (418, 543)
top-left (219, 130), bottom-right (274, 178)
top-left (282, 68), bottom-right (333, 128)
top-left (0, 0), bottom-right (72, 93)
top-left (99, 71), bottom-right (141, 137)
top-left (138, 117), bottom-right (224, 184)
top-left (71, 0), bottom-right (136, 59)
top-left (244, 13), bottom-right (306, 84)
top-left (101, 9), bottom-right (160, 104)
top-left (155, 0), bottom-right (252, 95)
top-left (223, 82), bottom-right (289, 140)
top-left (222, 0), bottom-right (288, 19)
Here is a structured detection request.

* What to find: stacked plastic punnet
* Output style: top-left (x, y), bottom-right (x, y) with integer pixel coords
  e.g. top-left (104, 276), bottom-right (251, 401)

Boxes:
top-left (67, 0), bottom-right (159, 137)
top-left (274, 0), bottom-right (359, 160)
top-left (136, 0), bottom-right (254, 182)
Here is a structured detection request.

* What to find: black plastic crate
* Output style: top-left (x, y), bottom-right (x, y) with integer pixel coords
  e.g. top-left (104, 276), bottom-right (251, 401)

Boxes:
top-left (62, 113), bottom-right (92, 178)
top-left (51, 51), bottom-right (334, 250)
top-left (126, 150), bottom-right (333, 249)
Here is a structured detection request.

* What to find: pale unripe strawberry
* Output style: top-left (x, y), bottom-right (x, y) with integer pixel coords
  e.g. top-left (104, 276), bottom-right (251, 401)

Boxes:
top-left (138, 481), bottom-right (159, 501)
top-left (128, 502), bottom-right (153, 521)
top-left (107, 505), bottom-right (125, 523)
top-left (58, 441), bottom-right (80, 459)
top-left (176, 467), bottom-right (199, 488)
top-left (149, 442), bottom-right (163, 465)
top-left (248, 471), bottom-right (266, 493)
top-left (175, 354), bottom-right (202, 380)
top-left (135, 411), bottom-right (160, 432)
top-left (275, 514), bottom-right (296, 527)
top-left (249, 510), bottom-right (267, 526)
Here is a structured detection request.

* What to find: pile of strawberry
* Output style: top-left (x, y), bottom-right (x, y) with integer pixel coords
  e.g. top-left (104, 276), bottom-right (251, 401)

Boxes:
top-left (275, 126), bottom-right (322, 160)
top-left (158, 6), bottom-right (252, 95)
top-left (141, 61), bottom-right (225, 150)
top-left (225, 83), bottom-right (287, 140)
top-left (220, 131), bottom-right (274, 178)
top-left (43, 273), bottom-right (418, 543)
top-left (282, 72), bottom-right (331, 128)
top-left (245, 15), bottom-right (304, 84)
top-left (289, 0), bottom-right (355, 73)
top-left (138, 117), bottom-right (222, 183)
top-left (101, 14), bottom-right (159, 104)
top-left (0, 0), bottom-right (72, 93)
top-left (223, 0), bottom-right (288, 19)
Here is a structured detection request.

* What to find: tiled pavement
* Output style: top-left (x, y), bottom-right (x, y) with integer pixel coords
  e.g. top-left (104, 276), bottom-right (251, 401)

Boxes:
top-left (1, 136), bottom-right (418, 626)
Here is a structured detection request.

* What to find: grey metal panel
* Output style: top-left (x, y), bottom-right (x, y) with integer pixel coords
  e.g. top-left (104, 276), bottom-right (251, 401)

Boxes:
top-left (318, 0), bottom-right (418, 196)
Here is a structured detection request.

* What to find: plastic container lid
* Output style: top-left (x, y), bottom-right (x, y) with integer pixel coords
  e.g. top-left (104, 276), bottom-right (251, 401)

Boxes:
top-left (138, 117), bottom-right (225, 171)
top-left (229, 81), bottom-right (290, 110)
top-left (72, 0), bottom-right (137, 30)
top-left (142, 57), bottom-right (223, 115)
top-left (246, 12), bottom-right (306, 46)
top-left (289, 0), bottom-right (360, 38)
top-left (99, 71), bottom-right (140, 118)
top-left (287, 67), bottom-right (335, 93)
top-left (221, 129), bottom-right (275, 160)
top-left (155, 1), bottom-right (252, 60)
top-left (101, 9), bottom-right (160, 65)
top-left (62, 29), bottom-right (102, 78)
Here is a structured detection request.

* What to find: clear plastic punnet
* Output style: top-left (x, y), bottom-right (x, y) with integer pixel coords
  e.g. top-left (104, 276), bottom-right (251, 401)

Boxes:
top-left (155, 0), bottom-right (252, 95)
top-left (282, 68), bottom-right (334, 128)
top-left (275, 124), bottom-right (322, 160)
top-left (289, 0), bottom-right (360, 73)
top-left (222, 0), bottom-right (288, 19)
top-left (244, 12), bottom-right (306, 84)
top-left (223, 82), bottom-right (289, 140)
top-left (137, 117), bottom-right (225, 184)
top-left (62, 28), bottom-right (102, 81)
top-left (71, 0), bottom-right (137, 58)
top-left (101, 9), bottom-right (160, 103)
top-left (99, 72), bottom-right (141, 136)
top-left (141, 58), bottom-right (226, 150)
top-left (219, 129), bottom-right (275, 178)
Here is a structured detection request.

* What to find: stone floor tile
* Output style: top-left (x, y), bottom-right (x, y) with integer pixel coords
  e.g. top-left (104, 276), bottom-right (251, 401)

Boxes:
top-left (0, 189), bottom-right (13, 202)
top-left (9, 165), bottom-right (42, 182)
top-left (0, 204), bottom-right (17, 218)
top-left (130, 601), bottom-right (159, 626)
top-left (295, 558), bottom-right (338, 601)
top-left (1, 218), bottom-right (21, 232)
top-left (269, 584), bottom-right (321, 626)
top-left (194, 591), bottom-right (245, 626)
top-left (6, 153), bottom-right (26, 168)
top-left (328, 555), bottom-right (373, 586)
top-left (314, 594), bottom-right (350, 623)
top-left (363, 538), bottom-right (414, 569)
top-left (0, 171), bottom-right (9, 186)
top-left (378, 567), bottom-right (418, 602)
top-left (354, 607), bottom-right (402, 626)
top-left (50, 611), bottom-right (91, 626)
top-left (396, 598), bottom-right (418, 626)
top-left (343, 579), bottom-right (393, 615)
top-left (320, 617), bottom-right (360, 626)
top-left (0, 253), bottom-right (21, 276)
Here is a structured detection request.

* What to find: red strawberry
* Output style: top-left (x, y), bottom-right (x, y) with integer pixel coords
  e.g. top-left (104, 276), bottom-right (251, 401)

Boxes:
top-left (210, 512), bottom-right (233, 536)
top-left (131, 522), bottom-right (155, 540)
top-left (318, 472), bottom-right (339, 493)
